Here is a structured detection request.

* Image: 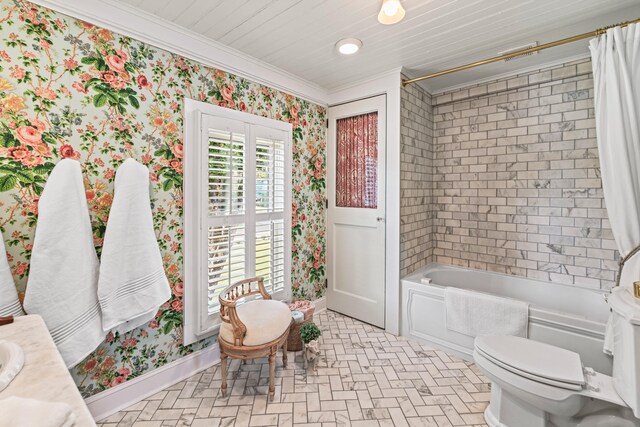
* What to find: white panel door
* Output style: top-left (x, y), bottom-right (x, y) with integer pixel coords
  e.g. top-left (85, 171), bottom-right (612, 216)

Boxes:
top-left (327, 95), bottom-right (386, 328)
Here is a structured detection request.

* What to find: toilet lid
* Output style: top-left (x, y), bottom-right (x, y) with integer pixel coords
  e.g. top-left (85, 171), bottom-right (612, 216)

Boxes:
top-left (475, 336), bottom-right (585, 390)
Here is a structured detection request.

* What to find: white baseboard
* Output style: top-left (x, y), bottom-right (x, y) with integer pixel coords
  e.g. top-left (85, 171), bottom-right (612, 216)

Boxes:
top-left (85, 345), bottom-right (220, 422)
top-left (313, 296), bottom-right (326, 314)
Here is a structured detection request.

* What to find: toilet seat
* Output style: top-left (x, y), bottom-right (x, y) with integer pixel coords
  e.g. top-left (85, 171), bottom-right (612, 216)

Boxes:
top-left (475, 336), bottom-right (586, 391)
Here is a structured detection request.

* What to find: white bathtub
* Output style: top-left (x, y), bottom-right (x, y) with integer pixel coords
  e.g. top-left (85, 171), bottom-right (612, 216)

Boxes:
top-left (401, 263), bottom-right (612, 374)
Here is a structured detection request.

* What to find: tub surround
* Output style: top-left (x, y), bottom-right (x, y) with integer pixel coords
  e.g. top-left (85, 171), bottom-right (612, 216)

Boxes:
top-left (401, 263), bottom-right (611, 375)
top-left (401, 58), bottom-right (617, 291)
top-left (0, 315), bottom-right (96, 426)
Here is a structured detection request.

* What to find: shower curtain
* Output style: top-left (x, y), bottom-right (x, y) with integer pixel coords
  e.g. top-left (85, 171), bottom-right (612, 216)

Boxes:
top-left (590, 23), bottom-right (640, 355)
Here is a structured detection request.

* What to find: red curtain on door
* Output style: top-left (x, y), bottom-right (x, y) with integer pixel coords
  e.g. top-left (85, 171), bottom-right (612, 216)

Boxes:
top-left (335, 112), bottom-right (378, 209)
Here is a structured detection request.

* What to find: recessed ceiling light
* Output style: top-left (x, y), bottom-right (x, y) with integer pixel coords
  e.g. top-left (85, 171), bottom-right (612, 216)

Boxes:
top-left (378, 0), bottom-right (405, 25)
top-left (336, 38), bottom-right (362, 55)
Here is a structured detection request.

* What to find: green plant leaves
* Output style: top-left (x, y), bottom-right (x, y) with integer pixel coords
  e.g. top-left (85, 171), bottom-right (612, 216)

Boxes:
top-left (0, 174), bottom-right (17, 192)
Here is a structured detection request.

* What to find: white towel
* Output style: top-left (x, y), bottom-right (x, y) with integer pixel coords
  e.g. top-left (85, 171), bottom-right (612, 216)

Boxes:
top-left (98, 158), bottom-right (170, 334)
top-left (445, 287), bottom-right (529, 338)
top-left (24, 159), bottom-right (104, 368)
top-left (0, 232), bottom-right (22, 317)
top-left (0, 396), bottom-right (76, 427)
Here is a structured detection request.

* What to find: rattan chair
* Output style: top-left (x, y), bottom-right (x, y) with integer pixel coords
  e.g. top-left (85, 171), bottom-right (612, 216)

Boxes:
top-left (218, 277), bottom-right (292, 401)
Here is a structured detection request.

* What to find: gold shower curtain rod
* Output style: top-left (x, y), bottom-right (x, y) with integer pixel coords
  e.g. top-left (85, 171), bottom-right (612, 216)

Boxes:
top-left (402, 17), bottom-right (640, 86)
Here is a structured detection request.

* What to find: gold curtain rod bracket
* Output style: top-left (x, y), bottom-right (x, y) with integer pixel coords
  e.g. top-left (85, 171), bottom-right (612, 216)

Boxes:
top-left (402, 17), bottom-right (640, 86)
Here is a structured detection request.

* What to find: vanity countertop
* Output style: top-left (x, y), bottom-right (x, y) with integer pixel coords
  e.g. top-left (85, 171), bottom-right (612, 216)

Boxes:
top-left (0, 315), bottom-right (96, 426)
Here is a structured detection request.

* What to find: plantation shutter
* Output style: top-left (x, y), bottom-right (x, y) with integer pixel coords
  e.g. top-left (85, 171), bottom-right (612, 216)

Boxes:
top-left (254, 133), bottom-right (286, 296)
top-left (185, 107), bottom-right (292, 343)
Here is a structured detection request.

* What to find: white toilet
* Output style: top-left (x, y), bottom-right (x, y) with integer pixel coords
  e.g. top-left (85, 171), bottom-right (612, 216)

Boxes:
top-left (473, 286), bottom-right (640, 427)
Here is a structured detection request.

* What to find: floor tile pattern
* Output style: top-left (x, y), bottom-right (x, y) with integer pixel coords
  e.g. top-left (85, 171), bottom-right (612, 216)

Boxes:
top-left (98, 311), bottom-right (491, 427)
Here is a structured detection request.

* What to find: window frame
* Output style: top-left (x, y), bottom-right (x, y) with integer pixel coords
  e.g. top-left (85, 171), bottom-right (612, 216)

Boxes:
top-left (184, 99), bottom-right (293, 345)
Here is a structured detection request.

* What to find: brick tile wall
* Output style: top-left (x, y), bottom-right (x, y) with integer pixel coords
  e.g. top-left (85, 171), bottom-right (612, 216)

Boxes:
top-left (400, 58), bottom-right (618, 290)
top-left (400, 77), bottom-right (434, 277)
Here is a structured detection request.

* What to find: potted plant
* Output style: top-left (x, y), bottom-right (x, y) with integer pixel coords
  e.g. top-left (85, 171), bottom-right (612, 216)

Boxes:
top-left (300, 322), bottom-right (321, 370)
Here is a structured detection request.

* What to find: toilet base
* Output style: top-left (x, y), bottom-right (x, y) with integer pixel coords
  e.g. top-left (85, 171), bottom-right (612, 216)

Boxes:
top-left (485, 383), bottom-right (550, 427)
top-left (484, 382), bottom-right (640, 427)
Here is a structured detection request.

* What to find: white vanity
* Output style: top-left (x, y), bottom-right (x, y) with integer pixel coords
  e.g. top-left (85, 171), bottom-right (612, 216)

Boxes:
top-left (0, 315), bottom-right (96, 426)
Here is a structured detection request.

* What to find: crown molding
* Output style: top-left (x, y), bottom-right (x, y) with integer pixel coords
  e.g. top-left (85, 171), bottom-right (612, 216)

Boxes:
top-left (29, 0), bottom-right (329, 106)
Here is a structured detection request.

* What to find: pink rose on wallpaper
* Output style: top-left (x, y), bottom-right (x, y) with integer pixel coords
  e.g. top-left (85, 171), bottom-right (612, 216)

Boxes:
top-left (173, 282), bottom-right (184, 297)
top-left (111, 377), bottom-right (126, 387)
top-left (238, 101), bottom-right (247, 112)
top-left (60, 144), bottom-right (77, 159)
top-left (171, 299), bottom-right (182, 311)
top-left (171, 143), bottom-right (183, 158)
top-left (122, 338), bottom-right (138, 349)
top-left (12, 262), bottom-right (28, 276)
top-left (117, 367), bottom-right (130, 377)
top-left (105, 54), bottom-right (126, 73)
top-left (29, 118), bottom-right (46, 132)
top-left (21, 153), bottom-right (43, 167)
top-left (83, 358), bottom-right (97, 372)
top-left (35, 86), bottom-right (57, 100)
top-left (64, 58), bottom-right (78, 70)
top-left (137, 74), bottom-right (151, 89)
top-left (72, 81), bottom-right (87, 94)
top-left (8, 146), bottom-right (29, 160)
top-left (15, 126), bottom-right (42, 146)
top-left (148, 319), bottom-right (159, 329)
top-left (169, 158), bottom-right (182, 173)
top-left (221, 85), bottom-right (234, 102)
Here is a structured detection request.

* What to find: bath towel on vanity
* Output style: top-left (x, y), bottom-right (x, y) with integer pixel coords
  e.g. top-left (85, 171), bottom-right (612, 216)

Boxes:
top-left (98, 158), bottom-right (170, 334)
top-left (444, 287), bottom-right (529, 338)
top-left (0, 231), bottom-right (23, 317)
top-left (0, 396), bottom-right (76, 427)
top-left (24, 159), bottom-right (104, 368)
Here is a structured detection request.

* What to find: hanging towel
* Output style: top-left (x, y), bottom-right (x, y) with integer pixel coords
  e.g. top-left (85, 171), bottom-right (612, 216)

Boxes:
top-left (444, 287), bottom-right (529, 338)
top-left (98, 158), bottom-right (170, 334)
top-left (0, 396), bottom-right (76, 427)
top-left (0, 232), bottom-right (23, 317)
top-left (24, 159), bottom-right (104, 368)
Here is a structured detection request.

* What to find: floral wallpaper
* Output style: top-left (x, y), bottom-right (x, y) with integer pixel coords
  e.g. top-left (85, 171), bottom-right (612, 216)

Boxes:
top-left (0, 0), bottom-right (326, 397)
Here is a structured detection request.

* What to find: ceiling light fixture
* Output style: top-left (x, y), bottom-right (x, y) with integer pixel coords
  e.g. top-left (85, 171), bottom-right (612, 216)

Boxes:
top-left (336, 38), bottom-right (362, 55)
top-left (378, 0), bottom-right (405, 25)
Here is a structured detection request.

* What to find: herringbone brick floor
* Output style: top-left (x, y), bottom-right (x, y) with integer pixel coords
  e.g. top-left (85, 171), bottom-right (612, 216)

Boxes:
top-left (98, 310), bottom-right (491, 427)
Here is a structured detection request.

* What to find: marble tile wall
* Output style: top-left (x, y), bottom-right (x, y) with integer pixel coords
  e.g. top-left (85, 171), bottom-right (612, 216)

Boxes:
top-left (430, 58), bottom-right (618, 290)
top-left (400, 76), bottom-right (435, 278)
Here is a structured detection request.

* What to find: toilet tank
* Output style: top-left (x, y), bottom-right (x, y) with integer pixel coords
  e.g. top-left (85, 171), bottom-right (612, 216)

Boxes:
top-left (610, 287), bottom-right (640, 418)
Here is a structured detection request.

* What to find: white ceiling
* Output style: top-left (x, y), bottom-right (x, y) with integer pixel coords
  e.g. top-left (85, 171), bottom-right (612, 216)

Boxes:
top-left (116, 0), bottom-right (640, 93)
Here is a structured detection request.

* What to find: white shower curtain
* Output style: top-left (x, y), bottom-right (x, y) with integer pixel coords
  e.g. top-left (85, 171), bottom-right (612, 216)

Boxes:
top-left (590, 23), bottom-right (640, 355)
